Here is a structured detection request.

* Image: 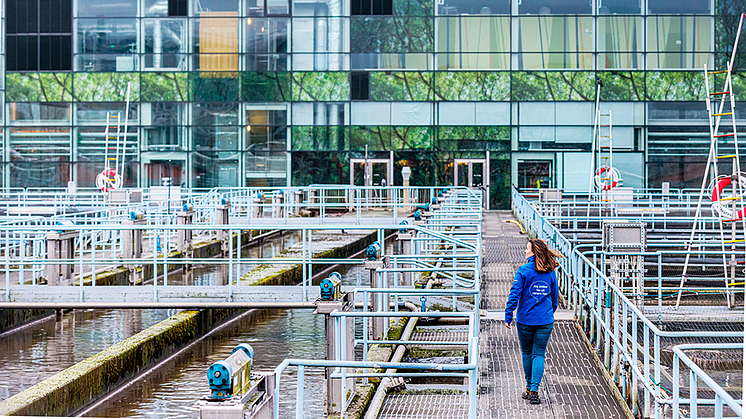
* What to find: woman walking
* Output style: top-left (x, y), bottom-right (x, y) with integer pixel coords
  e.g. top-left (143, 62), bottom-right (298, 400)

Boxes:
top-left (504, 238), bottom-right (561, 405)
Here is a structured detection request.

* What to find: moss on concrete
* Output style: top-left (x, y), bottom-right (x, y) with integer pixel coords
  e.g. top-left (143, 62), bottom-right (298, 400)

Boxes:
top-left (0, 308), bottom-right (243, 417)
top-left (0, 308), bottom-right (54, 334)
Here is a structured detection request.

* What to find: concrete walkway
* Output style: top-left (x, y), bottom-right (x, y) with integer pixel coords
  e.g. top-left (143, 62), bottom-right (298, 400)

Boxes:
top-left (478, 211), bottom-right (627, 419)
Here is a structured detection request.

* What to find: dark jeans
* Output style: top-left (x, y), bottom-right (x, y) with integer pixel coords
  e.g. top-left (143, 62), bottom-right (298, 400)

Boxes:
top-left (516, 322), bottom-right (554, 392)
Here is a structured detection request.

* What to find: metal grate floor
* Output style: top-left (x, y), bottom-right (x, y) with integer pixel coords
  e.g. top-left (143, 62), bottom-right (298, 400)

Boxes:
top-left (378, 393), bottom-right (470, 419)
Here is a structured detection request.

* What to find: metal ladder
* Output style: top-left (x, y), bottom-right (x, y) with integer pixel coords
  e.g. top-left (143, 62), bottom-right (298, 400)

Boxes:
top-left (103, 112), bottom-right (122, 181)
top-left (677, 14), bottom-right (746, 308)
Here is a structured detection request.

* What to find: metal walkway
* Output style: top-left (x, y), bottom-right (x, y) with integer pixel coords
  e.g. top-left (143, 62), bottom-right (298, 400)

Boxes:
top-left (478, 211), bottom-right (627, 419)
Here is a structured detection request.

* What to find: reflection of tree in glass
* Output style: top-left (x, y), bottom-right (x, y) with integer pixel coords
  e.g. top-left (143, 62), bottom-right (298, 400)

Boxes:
top-left (512, 71), bottom-right (594, 101)
top-left (351, 16), bottom-right (434, 54)
top-left (645, 72), bottom-right (705, 101)
top-left (6, 73), bottom-right (74, 102)
top-left (291, 72), bottom-right (349, 101)
top-left (370, 72), bottom-right (433, 101)
top-left (597, 72), bottom-right (644, 101)
top-left (434, 72), bottom-right (510, 101)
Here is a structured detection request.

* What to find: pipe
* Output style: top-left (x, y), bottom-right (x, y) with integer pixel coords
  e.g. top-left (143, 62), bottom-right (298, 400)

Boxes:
top-left (0, 302), bottom-right (318, 309)
top-left (363, 282), bottom-right (431, 419)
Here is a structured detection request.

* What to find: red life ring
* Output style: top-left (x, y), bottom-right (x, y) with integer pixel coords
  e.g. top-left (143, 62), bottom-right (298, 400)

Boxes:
top-left (594, 166), bottom-right (618, 191)
top-left (711, 177), bottom-right (745, 220)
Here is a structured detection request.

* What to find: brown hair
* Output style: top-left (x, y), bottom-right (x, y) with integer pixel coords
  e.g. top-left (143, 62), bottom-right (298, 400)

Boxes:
top-left (529, 238), bottom-right (562, 274)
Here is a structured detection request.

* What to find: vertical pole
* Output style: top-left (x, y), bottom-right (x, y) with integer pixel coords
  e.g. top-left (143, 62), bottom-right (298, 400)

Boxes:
top-left (302, 229), bottom-right (307, 301)
top-left (295, 365), bottom-right (305, 419)
top-left (91, 231), bottom-right (96, 287)
top-left (79, 230), bottom-right (84, 301)
top-left (229, 229), bottom-right (234, 301)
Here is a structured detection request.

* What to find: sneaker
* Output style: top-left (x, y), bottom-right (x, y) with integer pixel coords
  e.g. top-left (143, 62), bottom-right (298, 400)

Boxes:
top-left (521, 386), bottom-right (530, 400)
top-left (529, 391), bottom-right (540, 404)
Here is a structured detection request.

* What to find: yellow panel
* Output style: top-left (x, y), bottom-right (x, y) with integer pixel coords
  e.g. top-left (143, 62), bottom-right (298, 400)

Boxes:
top-left (199, 11), bottom-right (239, 74)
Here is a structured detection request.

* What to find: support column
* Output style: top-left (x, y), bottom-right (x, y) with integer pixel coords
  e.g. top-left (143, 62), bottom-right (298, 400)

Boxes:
top-left (45, 230), bottom-right (76, 286)
top-left (316, 293), bottom-right (355, 415)
top-left (177, 205), bottom-right (194, 261)
top-left (216, 202), bottom-right (231, 255)
top-left (122, 211), bottom-right (145, 284)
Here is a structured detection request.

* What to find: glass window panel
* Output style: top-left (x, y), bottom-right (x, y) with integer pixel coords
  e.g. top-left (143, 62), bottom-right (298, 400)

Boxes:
top-left (143, 0), bottom-right (168, 17)
top-left (291, 72), bottom-right (350, 101)
top-left (647, 16), bottom-right (712, 53)
top-left (437, 0), bottom-right (509, 15)
top-left (6, 73), bottom-right (73, 102)
top-left (433, 72), bottom-right (510, 101)
top-left (519, 0), bottom-right (592, 15)
top-left (141, 72), bottom-right (189, 101)
top-left (597, 71), bottom-right (645, 100)
top-left (76, 102), bottom-right (139, 124)
top-left (9, 127), bottom-right (70, 159)
top-left (645, 72), bottom-right (706, 100)
top-left (196, 0), bottom-right (238, 12)
top-left (193, 102), bottom-right (239, 150)
top-left (77, 19), bottom-right (138, 55)
top-left (350, 53), bottom-right (430, 70)
top-left (193, 152), bottom-right (239, 188)
top-left (9, 103), bottom-right (70, 123)
top-left (351, 17), bottom-right (433, 53)
top-left (77, 0), bottom-right (137, 17)
top-left (247, 0), bottom-right (265, 16)
top-left (266, 0), bottom-right (289, 15)
top-left (143, 159), bottom-right (185, 186)
top-left (242, 72), bottom-right (291, 101)
top-left (10, 161), bottom-right (70, 187)
top-left (369, 72), bottom-right (433, 101)
top-left (647, 52), bottom-right (712, 69)
top-left (193, 15), bottom-right (239, 72)
top-left (598, 16), bottom-right (642, 53)
top-left (436, 53), bottom-right (509, 70)
top-left (191, 73), bottom-right (240, 101)
top-left (436, 17), bottom-right (510, 54)
top-left (142, 102), bottom-right (186, 150)
top-left (598, 0), bottom-right (641, 15)
top-left (76, 126), bottom-right (138, 159)
top-left (75, 54), bottom-right (139, 72)
top-left (143, 19), bottom-right (188, 70)
top-left (598, 53), bottom-right (643, 70)
top-left (291, 126), bottom-right (348, 151)
top-left (291, 152), bottom-right (347, 186)
top-left (517, 16), bottom-right (593, 53)
top-left (244, 150), bottom-right (287, 178)
top-left (516, 53), bottom-right (594, 70)
top-left (245, 18), bottom-right (288, 71)
top-left (648, 0), bottom-right (709, 14)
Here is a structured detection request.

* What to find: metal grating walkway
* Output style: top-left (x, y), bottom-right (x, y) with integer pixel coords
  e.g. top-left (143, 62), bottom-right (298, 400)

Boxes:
top-left (478, 211), bottom-right (626, 419)
top-left (375, 211), bottom-right (627, 419)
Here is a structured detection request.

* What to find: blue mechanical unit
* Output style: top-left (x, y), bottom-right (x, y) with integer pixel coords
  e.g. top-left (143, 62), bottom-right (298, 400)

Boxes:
top-left (207, 344), bottom-right (255, 400)
top-left (366, 242), bottom-right (381, 261)
top-left (431, 196), bottom-right (438, 205)
top-left (413, 209), bottom-right (422, 221)
top-left (232, 343), bottom-right (255, 360)
top-left (399, 219), bottom-right (409, 234)
top-left (207, 361), bottom-right (234, 400)
top-left (256, 192), bottom-right (264, 200)
top-left (182, 203), bottom-right (194, 212)
top-left (220, 197), bottom-right (230, 205)
top-left (129, 210), bottom-right (144, 221)
top-left (319, 272), bottom-right (342, 301)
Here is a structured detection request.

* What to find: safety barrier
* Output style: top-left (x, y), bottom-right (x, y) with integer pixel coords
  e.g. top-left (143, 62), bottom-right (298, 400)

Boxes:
top-left (512, 188), bottom-right (744, 419)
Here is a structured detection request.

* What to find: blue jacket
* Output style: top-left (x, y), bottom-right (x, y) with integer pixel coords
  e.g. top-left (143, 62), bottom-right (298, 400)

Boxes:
top-left (504, 256), bottom-right (558, 326)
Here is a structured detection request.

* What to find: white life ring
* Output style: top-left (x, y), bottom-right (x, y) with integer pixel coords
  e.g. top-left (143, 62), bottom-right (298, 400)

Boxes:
top-left (96, 168), bottom-right (122, 192)
top-left (594, 166), bottom-right (621, 191)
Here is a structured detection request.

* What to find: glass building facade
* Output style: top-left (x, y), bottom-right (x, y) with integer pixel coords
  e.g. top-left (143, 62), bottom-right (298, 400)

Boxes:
top-left (2, 0), bottom-right (745, 207)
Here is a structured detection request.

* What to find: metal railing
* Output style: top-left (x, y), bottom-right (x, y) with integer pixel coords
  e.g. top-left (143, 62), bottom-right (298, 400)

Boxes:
top-left (512, 188), bottom-right (744, 419)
